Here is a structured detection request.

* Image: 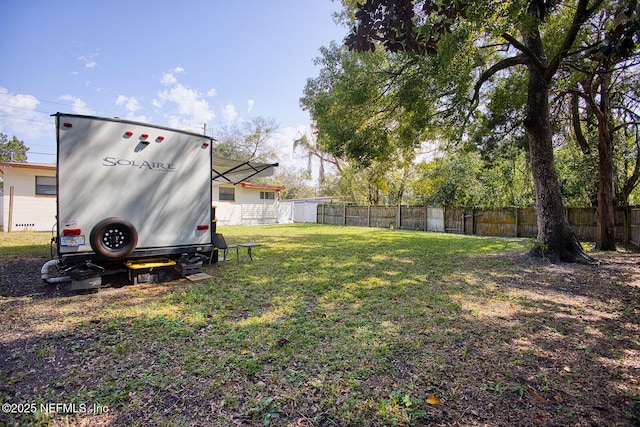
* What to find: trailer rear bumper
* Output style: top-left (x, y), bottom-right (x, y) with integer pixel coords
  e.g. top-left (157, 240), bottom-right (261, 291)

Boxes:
top-left (60, 244), bottom-right (214, 264)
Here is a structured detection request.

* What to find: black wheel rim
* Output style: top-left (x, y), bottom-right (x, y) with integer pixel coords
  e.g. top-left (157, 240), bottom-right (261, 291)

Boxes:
top-left (102, 226), bottom-right (131, 251)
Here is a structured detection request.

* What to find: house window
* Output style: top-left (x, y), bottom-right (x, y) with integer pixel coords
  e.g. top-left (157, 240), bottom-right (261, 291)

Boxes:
top-left (219, 187), bottom-right (235, 201)
top-left (35, 176), bottom-right (57, 195)
top-left (260, 191), bottom-right (275, 200)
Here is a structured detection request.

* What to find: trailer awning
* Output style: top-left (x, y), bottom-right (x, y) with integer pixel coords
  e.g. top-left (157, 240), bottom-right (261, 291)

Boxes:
top-left (212, 157), bottom-right (279, 185)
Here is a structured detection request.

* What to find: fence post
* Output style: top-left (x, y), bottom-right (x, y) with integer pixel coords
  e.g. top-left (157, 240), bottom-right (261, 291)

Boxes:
top-left (624, 207), bottom-right (630, 244)
top-left (343, 203), bottom-right (347, 226)
top-left (367, 205), bottom-right (371, 227)
top-left (472, 207), bottom-right (476, 235)
top-left (424, 206), bottom-right (427, 232)
top-left (443, 205), bottom-right (447, 233)
top-left (462, 208), bottom-right (466, 235)
top-left (397, 205), bottom-right (402, 230)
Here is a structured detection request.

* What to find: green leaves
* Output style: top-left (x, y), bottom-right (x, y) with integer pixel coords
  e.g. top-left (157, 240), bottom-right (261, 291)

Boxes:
top-left (345, 0), bottom-right (467, 56)
top-left (0, 132), bottom-right (29, 162)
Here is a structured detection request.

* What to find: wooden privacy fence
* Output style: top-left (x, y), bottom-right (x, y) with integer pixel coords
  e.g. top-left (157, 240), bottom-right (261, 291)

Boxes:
top-left (317, 204), bottom-right (640, 247)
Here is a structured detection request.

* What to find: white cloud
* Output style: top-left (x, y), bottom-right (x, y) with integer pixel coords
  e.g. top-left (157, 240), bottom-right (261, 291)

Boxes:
top-left (161, 73), bottom-right (177, 86)
top-left (77, 51), bottom-right (99, 71)
top-left (59, 95), bottom-right (95, 115)
top-left (160, 66), bottom-right (186, 86)
top-left (221, 103), bottom-right (238, 122)
top-left (247, 99), bottom-right (255, 112)
top-left (153, 67), bottom-right (215, 129)
top-left (115, 95), bottom-right (147, 121)
top-left (0, 87), bottom-right (39, 111)
top-left (153, 70), bottom-right (215, 130)
top-left (116, 95), bottom-right (137, 110)
top-left (0, 87), bottom-right (50, 140)
top-left (207, 88), bottom-right (217, 98)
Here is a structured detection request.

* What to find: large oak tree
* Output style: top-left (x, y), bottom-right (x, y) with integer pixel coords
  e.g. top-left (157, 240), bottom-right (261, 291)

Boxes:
top-left (344, 0), bottom-right (638, 263)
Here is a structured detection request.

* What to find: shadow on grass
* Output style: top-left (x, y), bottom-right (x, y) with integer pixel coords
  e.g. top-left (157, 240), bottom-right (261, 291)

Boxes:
top-left (1, 225), bottom-right (638, 426)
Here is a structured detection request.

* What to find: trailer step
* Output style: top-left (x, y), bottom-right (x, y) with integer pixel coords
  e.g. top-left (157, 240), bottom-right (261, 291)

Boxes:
top-left (124, 258), bottom-right (177, 270)
top-left (124, 258), bottom-right (176, 285)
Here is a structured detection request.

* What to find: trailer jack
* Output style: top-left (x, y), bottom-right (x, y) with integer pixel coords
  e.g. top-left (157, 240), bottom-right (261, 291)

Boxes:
top-left (41, 259), bottom-right (109, 291)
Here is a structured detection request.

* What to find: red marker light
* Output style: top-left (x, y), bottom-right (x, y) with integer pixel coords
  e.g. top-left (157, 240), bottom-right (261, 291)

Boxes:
top-left (63, 122), bottom-right (73, 128)
top-left (124, 131), bottom-right (133, 138)
top-left (156, 136), bottom-right (165, 142)
top-left (63, 228), bottom-right (82, 236)
top-left (141, 133), bottom-right (149, 139)
top-left (197, 225), bottom-right (209, 231)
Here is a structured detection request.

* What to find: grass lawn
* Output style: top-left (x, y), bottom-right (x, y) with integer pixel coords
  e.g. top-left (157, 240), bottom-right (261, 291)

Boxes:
top-left (0, 224), bottom-right (638, 426)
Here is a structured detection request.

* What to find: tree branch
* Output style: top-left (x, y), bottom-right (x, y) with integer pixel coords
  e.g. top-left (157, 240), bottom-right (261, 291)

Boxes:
top-left (470, 54), bottom-right (528, 107)
top-left (546, 0), bottom-right (603, 80)
top-left (501, 33), bottom-right (545, 71)
top-left (613, 121), bottom-right (640, 133)
top-left (571, 91), bottom-right (591, 155)
top-left (620, 137), bottom-right (640, 202)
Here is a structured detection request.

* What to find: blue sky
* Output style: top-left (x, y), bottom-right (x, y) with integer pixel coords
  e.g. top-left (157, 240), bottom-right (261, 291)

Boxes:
top-left (0, 0), bottom-right (347, 167)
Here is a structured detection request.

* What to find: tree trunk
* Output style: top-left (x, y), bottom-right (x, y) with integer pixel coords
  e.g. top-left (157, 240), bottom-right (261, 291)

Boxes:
top-left (618, 144), bottom-right (640, 207)
top-left (523, 31), bottom-right (596, 264)
top-left (595, 70), bottom-right (617, 251)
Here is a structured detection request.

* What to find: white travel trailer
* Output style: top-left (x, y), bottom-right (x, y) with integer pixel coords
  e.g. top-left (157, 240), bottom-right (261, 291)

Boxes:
top-left (42, 113), bottom-right (276, 290)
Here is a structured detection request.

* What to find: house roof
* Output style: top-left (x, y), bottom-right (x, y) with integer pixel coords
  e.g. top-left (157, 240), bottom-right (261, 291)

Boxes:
top-left (240, 182), bottom-right (285, 191)
top-left (0, 161), bottom-right (56, 173)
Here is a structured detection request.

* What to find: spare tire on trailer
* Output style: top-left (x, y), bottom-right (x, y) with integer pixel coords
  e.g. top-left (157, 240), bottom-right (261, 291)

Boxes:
top-left (90, 217), bottom-right (138, 259)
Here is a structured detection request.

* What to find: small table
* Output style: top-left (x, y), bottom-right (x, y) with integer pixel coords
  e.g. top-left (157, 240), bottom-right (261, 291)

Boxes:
top-left (237, 243), bottom-right (261, 261)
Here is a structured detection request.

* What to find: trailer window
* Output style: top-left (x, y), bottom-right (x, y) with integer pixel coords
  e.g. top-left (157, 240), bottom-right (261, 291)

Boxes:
top-left (35, 176), bottom-right (57, 196)
top-left (260, 191), bottom-right (275, 200)
top-left (219, 187), bottom-right (235, 201)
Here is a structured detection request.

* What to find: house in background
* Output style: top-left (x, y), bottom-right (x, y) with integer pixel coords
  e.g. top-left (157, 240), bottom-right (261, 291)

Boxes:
top-left (213, 182), bottom-right (290, 226)
top-left (0, 162), bottom-right (57, 232)
top-left (0, 161), bottom-right (293, 231)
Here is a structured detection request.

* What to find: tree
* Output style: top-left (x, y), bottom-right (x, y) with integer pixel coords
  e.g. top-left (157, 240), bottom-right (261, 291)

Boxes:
top-left (562, 1), bottom-right (640, 250)
top-left (615, 67), bottom-right (640, 205)
top-left (408, 147), bottom-right (535, 207)
top-left (303, 43), bottom-right (408, 166)
top-left (554, 142), bottom-right (599, 207)
top-left (212, 117), bottom-right (278, 162)
top-left (343, 0), bottom-right (639, 263)
top-left (263, 166), bottom-right (316, 200)
top-left (301, 42), bottom-right (439, 205)
top-left (293, 127), bottom-right (341, 187)
top-left (410, 153), bottom-right (485, 206)
top-left (0, 133), bottom-right (29, 162)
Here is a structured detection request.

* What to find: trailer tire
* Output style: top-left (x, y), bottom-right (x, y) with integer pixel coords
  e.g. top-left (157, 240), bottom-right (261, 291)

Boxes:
top-left (90, 218), bottom-right (138, 259)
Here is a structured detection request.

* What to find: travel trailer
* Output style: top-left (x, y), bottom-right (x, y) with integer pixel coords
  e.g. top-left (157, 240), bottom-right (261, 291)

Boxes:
top-left (41, 113), bottom-right (276, 290)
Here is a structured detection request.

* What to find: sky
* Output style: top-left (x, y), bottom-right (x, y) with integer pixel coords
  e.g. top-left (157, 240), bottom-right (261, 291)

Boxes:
top-left (0, 0), bottom-right (348, 169)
